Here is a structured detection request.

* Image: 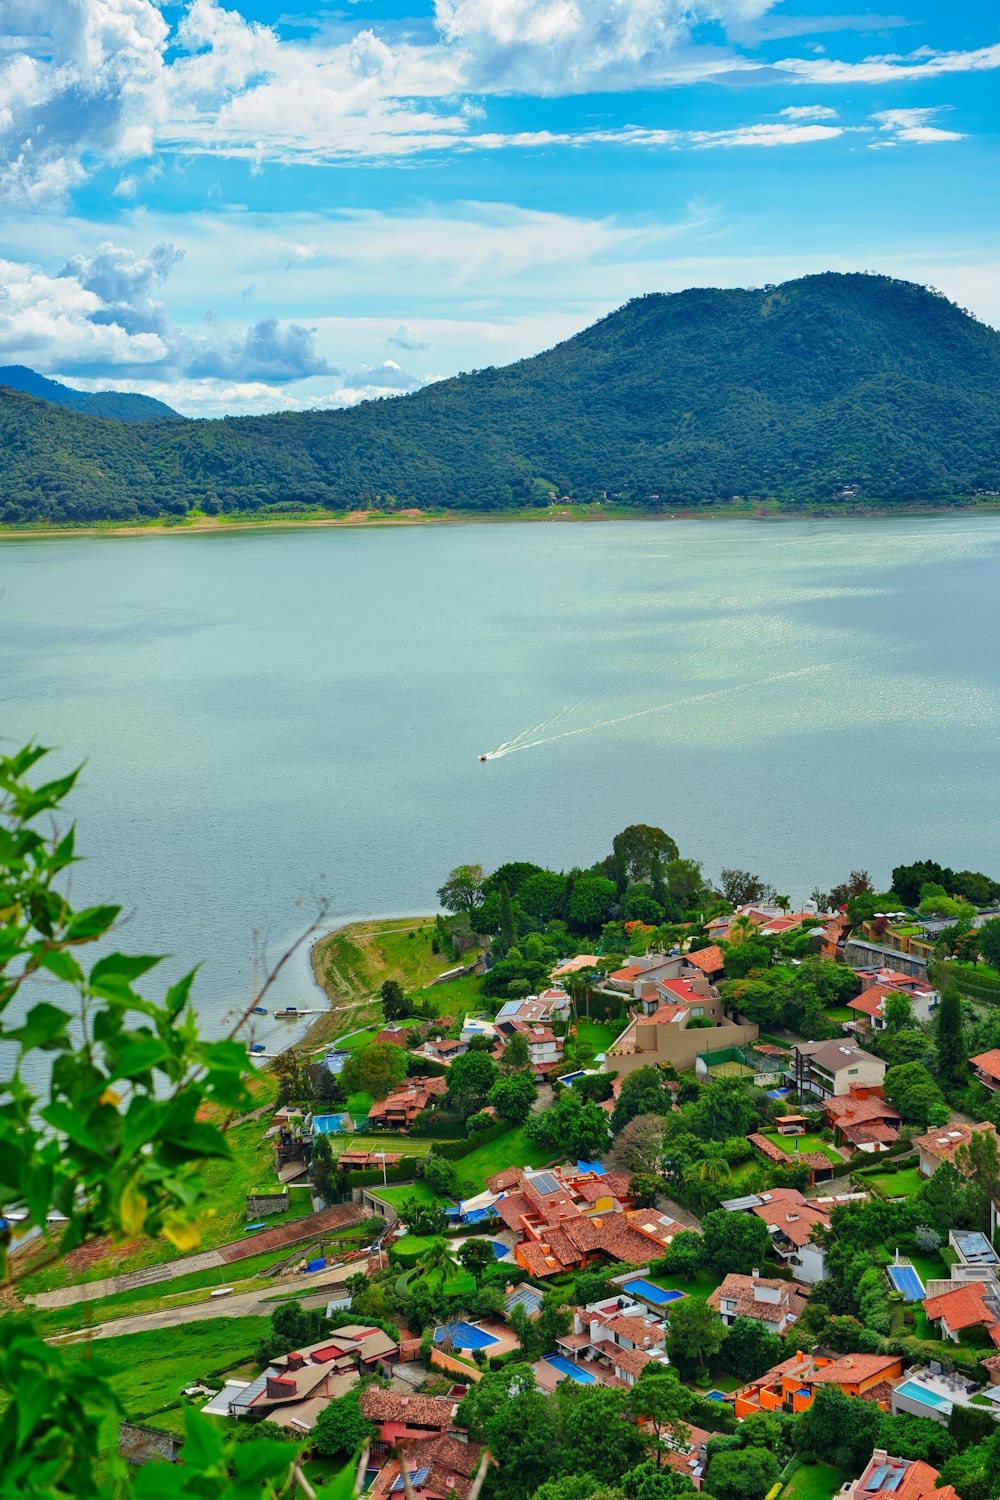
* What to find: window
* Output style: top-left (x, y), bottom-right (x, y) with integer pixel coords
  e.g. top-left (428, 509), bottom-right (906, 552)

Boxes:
top-left (847, 1068), bottom-right (858, 1075)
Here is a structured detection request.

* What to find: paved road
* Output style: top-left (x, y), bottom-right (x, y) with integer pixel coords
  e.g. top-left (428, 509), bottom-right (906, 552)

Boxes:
top-left (52, 1262), bottom-right (357, 1344)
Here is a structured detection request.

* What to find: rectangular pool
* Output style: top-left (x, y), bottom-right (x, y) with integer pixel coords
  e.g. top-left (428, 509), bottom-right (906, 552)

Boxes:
top-left (434, 1321), bottom-right (499, 1351)
top-left (622, 1278), bottom-right (686, 1306)
top-left (894, 1380), bottom-right (951, 1409)
top-left (887, 1264), bottom-right (925, 1301)
top-left (544, 1355), bottom-right (596, 1384)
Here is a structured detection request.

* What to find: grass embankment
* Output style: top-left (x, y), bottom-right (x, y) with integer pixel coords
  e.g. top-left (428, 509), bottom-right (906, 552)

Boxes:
top-left (313, 918), bottom-right (446, 1006)
top-left (865, 1167), bottom-right (925, 1199)
top-left (649, 1269), bottom-right (721, 1303)
top-left (66, 1317), bottom-right (265, 1427)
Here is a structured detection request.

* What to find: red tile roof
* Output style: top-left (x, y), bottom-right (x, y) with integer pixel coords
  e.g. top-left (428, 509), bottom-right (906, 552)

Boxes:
top-left (914, 1120), bottom-right (998, 1168)
top-left (686, 945), bottom-right (726, 974)
top-left (972, 1048), bottom-right (1000, 1080)
top-left (807, 1353), bottom-right (900, 1384)
top-left (923, 1282), bottom-right (998, 1333)
top-left (748, 1133), bottom-right (791, 1164)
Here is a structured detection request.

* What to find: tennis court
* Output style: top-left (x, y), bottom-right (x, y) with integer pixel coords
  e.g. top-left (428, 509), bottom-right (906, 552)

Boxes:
top-left (887, 1263), bottom-right (925, 1300)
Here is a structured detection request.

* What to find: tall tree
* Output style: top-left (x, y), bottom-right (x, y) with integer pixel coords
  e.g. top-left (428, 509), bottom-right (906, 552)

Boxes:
top-left (935, 980), bottom-right (968, 1087)
top-left (380, 978), bottom-right (411, 1020)
top-left (437, 863), bottom-right (485, 914)
top-left (612, 826), bottom-right (681, 887)
top-left (665, 1298), bottom-right (726, 1374)
top-left (499, 884), bottom-right (517, 951)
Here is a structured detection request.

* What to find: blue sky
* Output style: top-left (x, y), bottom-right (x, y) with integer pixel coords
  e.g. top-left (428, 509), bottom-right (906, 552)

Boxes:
top-left (0, 0), bottom-right (996, 415)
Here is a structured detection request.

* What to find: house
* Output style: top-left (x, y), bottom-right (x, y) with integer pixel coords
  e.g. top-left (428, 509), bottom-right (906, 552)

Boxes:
top-left (746, 1133), bottom-right (838, 1187)
top-left (367, 1433), bottom-right (487, 1500)
top-left (915, 1119), bottom-right (999, 1178)
top-left (374, 1024), bottom-right (409, 1048)
top-left (922, 1282), bottom-right (1000, 1344)
top-left (360, 1389), bottom-right (460, 1450)
top-left (229, 1327), bottom-right (400, 1430)
top-left (606, 985), bottom-right (759, 1078)
top-left (501, 1021), bottom-right (565, 1076)
top-left (548, 1290), bottom-right (672, 1385)
top-left (790, 1039), bottom-right (885, 1100)
top-left (892, 1366), bottom-right (990, 1426)
top-left (367, 1075), bottom-right (448, 1129)
top-left (664, 1426), bottom-right (711, 1490)
top-left (707, 1271), bottom-right (808, 1334)
top-left (846, 979), bottom-right (937, 1035)
top-left (551, 955), bottom-right (601, 979)
top-left (970, 1050), bottom-right (1000, 1092)
top-left (684, 946), bottom-right (728, 983)
top-left (461, 1016), bottom-right (497, 1044)
top-left (724, 1187), bottom-right (835, 1283)
top-left (824, 1093), bottom-right (901, 1153)
top-left (840, 1451), bottom-right (962, 1500)
top-left (413, 1036), bottom-right (468, 1066)
top-left (732, 1350), bottom-right (904, 1418)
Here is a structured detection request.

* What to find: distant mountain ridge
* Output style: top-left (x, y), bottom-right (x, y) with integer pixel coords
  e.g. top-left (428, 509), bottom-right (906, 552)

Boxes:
top-left (0, 366), bottom-right (182, 423)
top-left (1, 272), bottom-right (999, 525)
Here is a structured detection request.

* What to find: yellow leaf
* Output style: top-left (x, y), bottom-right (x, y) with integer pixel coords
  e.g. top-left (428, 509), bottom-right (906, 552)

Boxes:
top-left (119, 1179), bottom-right (148, 1239)
top-left (163, 1214), bottom-right (200, 1252)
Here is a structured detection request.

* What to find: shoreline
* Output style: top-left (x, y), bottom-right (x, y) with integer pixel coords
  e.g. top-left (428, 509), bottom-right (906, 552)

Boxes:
top-left (3, 500), bottom-right (1000, 542)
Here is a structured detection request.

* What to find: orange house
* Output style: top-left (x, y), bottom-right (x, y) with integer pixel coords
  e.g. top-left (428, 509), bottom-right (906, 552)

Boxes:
top-left (732, 1351), bottom-right (904, 1419)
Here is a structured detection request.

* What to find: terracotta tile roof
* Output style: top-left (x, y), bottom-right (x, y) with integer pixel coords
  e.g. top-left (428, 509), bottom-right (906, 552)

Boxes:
top-left (609, 1346), bottom-right (655, 1378)
top-left (849, 985), bottom-right (895, 1018)
top-left (980, 1354), bottom-right (1000, 1371)
top-left (858, 1381), bottom-right (896, 1406)
top-left (923, 1282), bottom-right (999, 1332)
top-left (644, 1002), bottom-right (690, 1023)
top-left (807, 1353), bottom-right (900, 1384)
top-left (709, 1273), bottom-right (805, 1324)
top-left (801, 1151), bottom-right (838, 1172)
top-left (855, 1456), bottom-right (954, 1500)
top-left (971, 1048), bottom-right (1000, 1080)
top-left (842, 1121), bottom-right (899, 1145)
top-left (494, 1192), bottom-right (532, 1231)
top-left (749, 1133), bottom-right (791, 1164)
top-left (825, 1095), bottom-right (901, 1126)
top-left (685, 945), bottom-right (726, 973)
top-left (517, 1241), bottom-right (564, 1277)
top-left (914, 1120), bottom-right (998, 1168)
top-left (751, 1199), bottom-right (829, 1248)
top-left (359, 1388), bottom-right (457, 1430)
top-left (606, 1315), bottom-right (666, 1348)
top-left (610, 965), bottom-right (646, 983)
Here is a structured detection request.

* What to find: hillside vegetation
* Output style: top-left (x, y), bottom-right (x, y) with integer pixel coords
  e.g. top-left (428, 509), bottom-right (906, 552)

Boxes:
top-left (2, 272), bottom-right (999, 524)
top-left (0, 365), bottom-right (182, 423)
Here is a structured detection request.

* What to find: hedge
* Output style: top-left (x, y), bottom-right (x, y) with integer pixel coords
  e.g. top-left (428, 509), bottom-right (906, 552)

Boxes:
top-left (431, 1121), bottom-right (512, 1159)
top-left (342, 1160), bottom-right (422, 1188)
top-left (405, 1057), bottom-right (450, 1080)
top-left (407, 1116), bottom-right (466, 1138)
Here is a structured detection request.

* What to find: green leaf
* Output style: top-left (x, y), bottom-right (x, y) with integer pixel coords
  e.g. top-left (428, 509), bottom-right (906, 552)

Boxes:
top-left (36, 948), bottom-right (85, 985)
top-left (90, 951), bottom-right (163, 986)
top-left (233, 1440), bottom-right (299, 1482)
top-left (64, 904), bottom-right (120, 942)
top-left (9, 1002), bottom-right (72, 1052)
top-left (39, 1102), bottom-right (105, 1155)
top-left (113, 1038), bottom-right (172, 1077)
top-left (179, 1406), bottom-right (226, 1470)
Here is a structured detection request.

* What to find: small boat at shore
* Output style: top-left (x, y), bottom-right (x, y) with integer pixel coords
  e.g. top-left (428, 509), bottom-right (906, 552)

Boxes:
top-left (275, 1006), bottom-right (301, 1018)
top-left (250, 1005), bottom-right (268, 1015)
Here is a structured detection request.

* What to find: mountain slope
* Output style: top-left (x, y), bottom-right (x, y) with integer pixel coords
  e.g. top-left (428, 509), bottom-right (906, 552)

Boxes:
top-left (1, 273), bottom-right (998, 524)
top-left (0, 366), bottom-right (182, 423)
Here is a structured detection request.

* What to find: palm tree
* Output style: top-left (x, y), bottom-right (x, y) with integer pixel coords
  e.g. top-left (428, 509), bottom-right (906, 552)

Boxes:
top-left (418, 1236), bottom-right (460, 1287)
top-left (690, 1154), bottom-right (732, 1187)
top-left (775, 894), bottom-right (791, 914)
top-left (727, 915), bottom-right (756, 948)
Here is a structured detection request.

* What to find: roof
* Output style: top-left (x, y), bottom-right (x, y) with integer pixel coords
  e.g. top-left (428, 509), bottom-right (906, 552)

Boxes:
top-left (360, 1388), bottom-right (458, 1430)
top-left (610, 965), bottom-right (646, 983)
top-left (751, 1198), bottom-right (830, 1248)
top-left (842, 1121), bottom-right (899, 1145)
top-left (849, 985), bottom-right (897, 1018)
top-left (923, 1283), bottom-right (999, 1332)
top-left (971, 1048), bottom-right (1000, 1079)
top-left (913, 1120), bottom-right (997, 1167)
top-left (855, 1454), bottom-right (956, 1500)
top-left (708, 1273), bottom-right (805, 1324)
top-left (686, 945), bottom-right (726, 973)
top-left (794, 1038), bottom-right (883, 1073)
top-left (825, 1095), bottom-right (901, 1126)
top-left (749, 1133), bottom-right (792, 1164)
top-left (608, 1345), bottom-right (656, 1378)
top-left (551, 955), bottom-right (600, 977)
top-left (807, 1353), bottom-right (900, 1385)
top-left (606, 1314), bottom-right (666, 1348)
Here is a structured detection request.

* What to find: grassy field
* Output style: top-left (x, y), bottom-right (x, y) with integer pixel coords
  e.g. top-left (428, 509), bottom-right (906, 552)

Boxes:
top-left (345, 1090), bottom-right (374, 1118)
top-left (328, 1132), bottom-right (447, 1157)
top-left (375, 1182), bottom-right (445, 1209)
top-left (455, 1126), bottom-right (553, 1186)
top-left (65, 1317), bottom-right (265, 1422)
top-left (411, 974), bottom-right (486, 1019)
top-left (761, 1129), bottom-right (844, 1166)
top-left (649, 1269), bottom-right (721, 1303)
top-left (313, 917), bottom-right (460, 1006)
top-left (782, 1464), bottom-right (847, 1500)
top-left (573, 1021), bottom-right (622, 1057)
top-left (823, 1006), bottom-right (855, 1023)
top-left (866, 1167), bottom-right (925, 1199)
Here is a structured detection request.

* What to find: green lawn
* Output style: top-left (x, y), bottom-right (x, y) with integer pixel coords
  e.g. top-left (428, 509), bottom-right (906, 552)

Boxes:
top-left (782, 1463), bottom-right (847, 1500)
top-left (866, 1167), bottom-right (925, 1199)
top-left (345, 1090), bottom-right (374, 1119)
top-left (327, 1132), bottom-right (445, 1157)
top-left (455, 1126), bottom-right (553, 1188)
top-left (64, 1317), bottom-right (265, 1422)
top-left (649, 1269), bottom-right (721, 1304)
top-left (375, 1181), bottom-right (446, 1208)
top-left (908, 1251), bottom-right (948, 1287)
top-left (761, 1129), bottom-right (844, 1166)
top-left (823, 1006), bottom-right (855, 1023)
top-left (412, 975), bottom-right (486, 1018)
top-left (336, 1027), bottom-right (382, 1053)
top-left (574, 1021), bottom-right (621, 1057)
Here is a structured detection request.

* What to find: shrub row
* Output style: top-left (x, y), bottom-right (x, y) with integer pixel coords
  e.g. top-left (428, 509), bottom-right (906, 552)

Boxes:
top-left (431, 1121), bottom-right (513, 1159)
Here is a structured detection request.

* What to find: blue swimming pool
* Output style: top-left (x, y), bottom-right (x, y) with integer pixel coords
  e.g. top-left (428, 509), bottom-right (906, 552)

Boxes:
top-left (622, 1278), bottom-right (686, 1306)
top-left (894, 1380), bottom-right (950, 1409)
top-left (887, 1264), bottom-right (925, 1301)
top-left (434, 1321), bottom-right (499, 1351)
top-left (544, 1355), bottom-right (596, 1384)
top-left (705, 1390), bottom-right (728, 1402)
top-left (491, 1241), bottom-right (510, 1258)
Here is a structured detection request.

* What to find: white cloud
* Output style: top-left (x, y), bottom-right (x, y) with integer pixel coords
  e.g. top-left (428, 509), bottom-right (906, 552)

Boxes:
top-left (689, 122), bottom-right (845, 148)
top-left (778, 40), bottom-right (1000, 85)
top-left (779, 104), bottom-right (838, 120)
top-left (871, 106), bottom-right (964, 143)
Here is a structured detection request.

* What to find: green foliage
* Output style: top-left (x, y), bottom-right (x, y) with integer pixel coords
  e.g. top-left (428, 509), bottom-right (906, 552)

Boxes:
top-left (794, 1387), bottom-right (883, 1472)
top-left (311, 1388), bottom-right (375, 1458)
top-left (567, 877), bottom-right (619, 932)
top-left (526, 1090), bottom-right (610, 1160)
top-left (340, 1041), bottom-right (408, 1098)
top-left (705, 1446), bottom-right (779, 1500)
top-left (0, 743), bottom-right (298, 1500)
top-left (488, 1072), bottom-right (537, 1123)
top-left (654, 1230), bottom-right (705, 1278)
top-left (446, 1049), bottom-right (499, 1117)
top-left (701, 1210), bottom-right (773, 1276)
top-left (883, 1061), bottom-right (946, 1123)
top-left (458, 1237), bottom-right (496, 1286)
top-left (437, 864), bottom-right (485, 914)
top-left (665, 1298), bottom-right (726, 1374)
top-left (379, 978), bottom-right (411, 1020)
top-left (723, 1317), bottom-right (785, 1383)
top-left (935, 981), bottom-right (969, 1087)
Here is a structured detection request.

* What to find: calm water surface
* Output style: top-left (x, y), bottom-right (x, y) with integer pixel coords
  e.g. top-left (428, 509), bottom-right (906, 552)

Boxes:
top-left (3, 516), bottom-right (1000, 1044)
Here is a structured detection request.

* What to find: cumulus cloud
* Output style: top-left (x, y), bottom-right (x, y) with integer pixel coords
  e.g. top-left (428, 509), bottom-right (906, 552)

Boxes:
top-left (58, 241), bottom-right (182, 334)
top-left (386, 324), bottom-right (429, 351)
top-left (779, 104), bottom-right (838, 119)
top-left (183, 317), bottom-right (332, 381)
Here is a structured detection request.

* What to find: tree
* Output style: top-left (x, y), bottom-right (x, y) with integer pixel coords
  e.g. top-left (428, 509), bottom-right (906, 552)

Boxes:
top-left (723, 1317), bottom-right (784, 1382)
top-left (488, 1072), bottom-right (537, 1123)
top-left (614, 1113), bottom-right (667, 1174)
top-left (447, 1049), bottom-right (499, 1116)
top-left (629, 1173), bottom-right (663, 1208)
top-left (271, 1046), bottom-right (307, 1105)
top-left (501, 1030), bottom-right (532, 1072)
top-left (422, 1155), bottom-right (460, 1196)
top-left (612, 826), bottom-right (681, 888)
top-left (705, 1447), bottom-right (778, 1500)
top-left (418, 1236), bottom-right (460, 1285)
top-left (341, 1041), bottom-right (408, 1098)
top-left (400, 1197), bottom-right (449, 1235)
top-left (935, 981), bottom-right (968, 1087)
top-left (687, 1077), bottom-right (760, 1142)
top-left (311, 1132), bottom-right (339, 1201)
top-left (561, 1386), bottom-right (646, 1484)
top-left (978, 917), bottom-right (1000, 971)
top-left (611, 1070), bottom-right (672, 1133)
top-left (499, 884), bottom-right (517, 951)
top-left (666, 1298), bottom-right (726, 1374)
top-left (459, 1237), bottom-right (497, 1287)
top-left (0, 743), bottom-right (302, 1500)
top-left (719, 870), bottom-right (776, 906)
top-left (568, 876), bottom-right (619, 931)
top-left (828, 870), bottom-right (874, 908)
top-left (380, 978), bottom-right (411, 1020)
top-left (656, 1230), bottom-right (704, 1277)
top-left (794, 1387), bottom-right (882, 1472)
top-left (438, 863), bottom-right (485, 914)
top-left (701, 1209), bottom-right (772, 1276)
top-left (629, 1371), bottom-right (690, 1466)
top-left (311, 1388), bottom-right (375, 1458)
top-left (527, 1090), bottom-right (610, 1160)
top-left (883, 991), bottom-right (915, 1030)
top-left (883, 1060), bottom-right (946, 1124)
top-left (622, 1462), bottom-right (697, 1500)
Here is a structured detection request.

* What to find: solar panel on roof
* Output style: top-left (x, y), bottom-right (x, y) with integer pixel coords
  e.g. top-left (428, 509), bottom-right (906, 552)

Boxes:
top-left (884, 1471), bottom-right (906, 1492)
top-left (391, 1470), bottom-right (430, 1492)
top-left (528, 1172), bottom-right (561, 1196)
top-left (866, 1466), bottom-right (891, 1490)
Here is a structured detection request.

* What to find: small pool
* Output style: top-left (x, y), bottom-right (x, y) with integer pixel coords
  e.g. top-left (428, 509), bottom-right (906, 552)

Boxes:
top-left (622, 1278), bottom-right (686, 1306)
top-left (491, 1241), bottom-right (510, 1258)
top-left (705, 1390), bottom-right (728, 1402)
top-left (887, 1264), bottom-right (925, 1301)
top-left (434, 1321), bottom-right (499, 1351)
top-left (767, 1087), bottom-right (791, 1099)
top-left (544, 1355), bottom-right (596, 1384)
top-left (894, 1380), bottom-right (951, 1409)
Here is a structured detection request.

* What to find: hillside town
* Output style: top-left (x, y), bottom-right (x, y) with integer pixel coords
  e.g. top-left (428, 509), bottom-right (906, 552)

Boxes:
top-left (11, 831), bottom-right (1000, 1500)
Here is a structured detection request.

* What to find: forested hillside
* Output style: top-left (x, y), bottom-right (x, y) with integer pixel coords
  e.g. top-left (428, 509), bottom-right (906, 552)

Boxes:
top-left (2, 272), bottom-right (999, 524)
top-left (0, 366), bottom-right (181, 423)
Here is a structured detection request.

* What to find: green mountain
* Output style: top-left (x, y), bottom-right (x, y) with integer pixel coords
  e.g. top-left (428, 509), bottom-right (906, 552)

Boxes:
top-left (2, 273), bottom-right (999, 525)
top-left (0, 366), bottom-right (182, 423)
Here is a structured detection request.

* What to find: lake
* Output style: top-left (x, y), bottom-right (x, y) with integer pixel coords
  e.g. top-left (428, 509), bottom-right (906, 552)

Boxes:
top-left (4, 514), bottom-right (1000, 1045)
